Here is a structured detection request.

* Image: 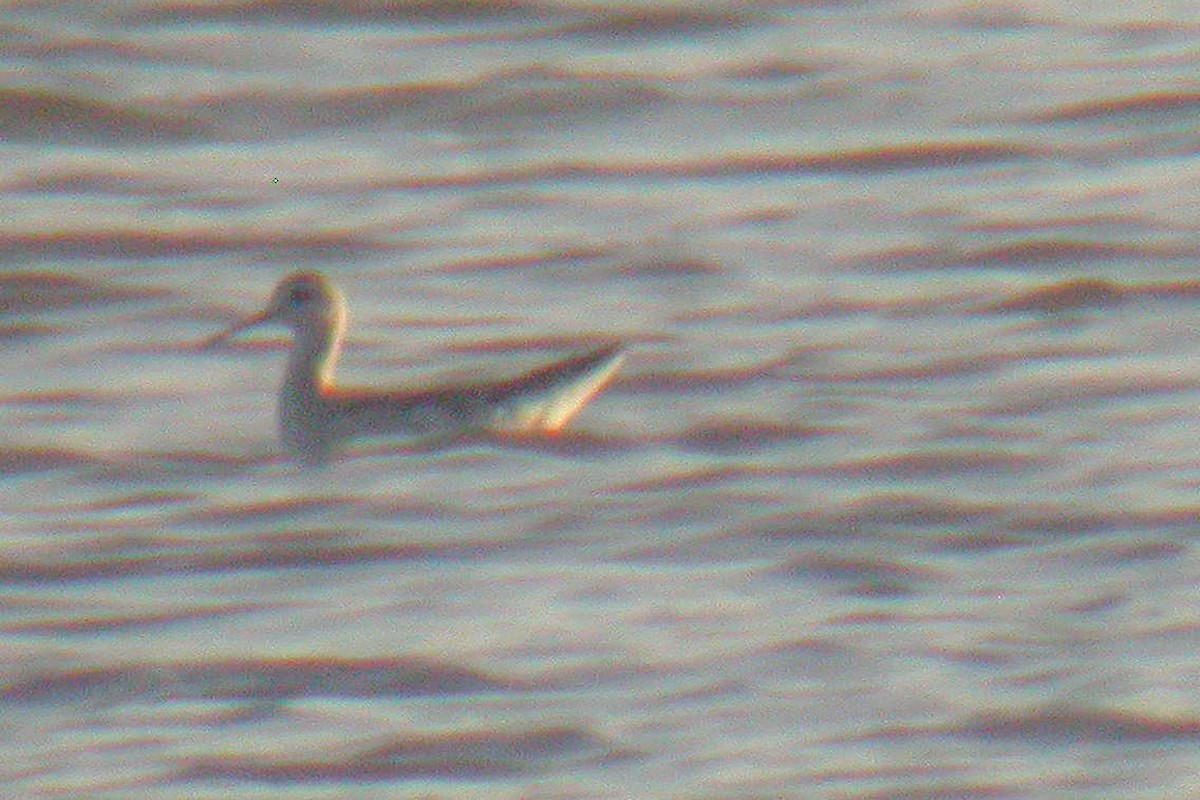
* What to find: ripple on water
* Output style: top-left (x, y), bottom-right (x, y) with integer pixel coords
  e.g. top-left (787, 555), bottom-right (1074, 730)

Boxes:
top-left (774, 553), bottom-right (943, 599)
top-left (0, 229), bottom-right (391, 262)
top-left (0, 274), bottom-right (168, 313)
top-left (1, 656), bottom-right (513, 705)
top-left (0, 88), bottom-right (204, 144)
top-left (0, 446), bottom-right (99, 475)
top-left (132, 0), bottom-right (558, 25)
top-left (176, 724), bottom-right (634, 782)
top-left (0, 528), bottom-right (442, 585)
top-left (929, 707), bottom-right (1200, 745)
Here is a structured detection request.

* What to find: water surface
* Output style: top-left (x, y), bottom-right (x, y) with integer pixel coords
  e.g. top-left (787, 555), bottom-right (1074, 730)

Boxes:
top-left (2, 1), bottom-right (1199, 797)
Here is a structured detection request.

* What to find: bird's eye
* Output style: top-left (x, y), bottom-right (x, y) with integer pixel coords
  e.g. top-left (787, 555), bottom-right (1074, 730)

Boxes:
top-left (289, 287), bottom-right (312, 306)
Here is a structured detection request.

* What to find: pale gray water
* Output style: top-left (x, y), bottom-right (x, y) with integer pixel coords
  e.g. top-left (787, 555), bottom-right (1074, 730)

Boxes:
top-left (2, 1), bottom-right (1199, 798)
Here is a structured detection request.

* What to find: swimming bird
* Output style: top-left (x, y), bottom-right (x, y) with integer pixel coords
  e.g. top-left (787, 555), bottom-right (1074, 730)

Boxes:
top-left (203, 271), bottom-right (624, 464)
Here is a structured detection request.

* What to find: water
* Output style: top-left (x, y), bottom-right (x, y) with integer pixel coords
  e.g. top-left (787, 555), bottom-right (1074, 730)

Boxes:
top-left (2, 1), bottom-right (1199, 797)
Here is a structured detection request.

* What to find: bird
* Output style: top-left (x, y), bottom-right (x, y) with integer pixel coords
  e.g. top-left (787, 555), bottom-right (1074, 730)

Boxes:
top-left (203, 271), bottom-right (624, 465)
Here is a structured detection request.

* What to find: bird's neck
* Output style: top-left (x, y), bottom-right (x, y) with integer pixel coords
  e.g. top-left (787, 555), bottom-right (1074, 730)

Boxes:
top-left (285, 314), bottom-right (342, 396)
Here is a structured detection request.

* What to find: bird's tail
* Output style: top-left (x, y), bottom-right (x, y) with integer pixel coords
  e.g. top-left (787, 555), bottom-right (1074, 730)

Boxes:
top-left (489, 343), bottom-right (625, 433)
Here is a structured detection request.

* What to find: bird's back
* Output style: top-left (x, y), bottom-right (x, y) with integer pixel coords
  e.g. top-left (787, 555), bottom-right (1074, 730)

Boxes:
top-left (299, 344), bottom-right (625, 462)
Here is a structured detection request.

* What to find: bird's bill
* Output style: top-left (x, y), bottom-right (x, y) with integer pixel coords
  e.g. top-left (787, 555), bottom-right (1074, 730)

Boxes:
top-left (200, 309), bottom-right (273, 350)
